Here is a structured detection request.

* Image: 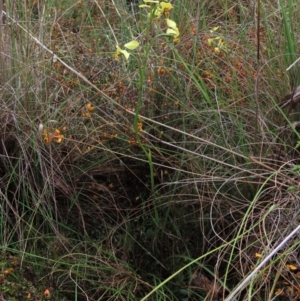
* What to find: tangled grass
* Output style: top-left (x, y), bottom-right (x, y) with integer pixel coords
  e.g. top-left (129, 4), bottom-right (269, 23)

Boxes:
top-left (0, 0), bottom-right (300, 300)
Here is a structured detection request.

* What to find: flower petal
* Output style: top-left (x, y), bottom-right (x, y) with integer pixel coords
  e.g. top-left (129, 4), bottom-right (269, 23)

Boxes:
top-left (166, 18), bottom-right (177, 29)
top-left (210, 26), bottom-right (220, 33)
top-left (116, 45), bottom-right (122, 54)
top-left (166, 28), bottom-right (177, 35)
top-left (124, 40), bottom-right (140, 50)
top-left (160, 2), bottom-right (173, 9)
top-left (120, 49), bottom-right (130, 60)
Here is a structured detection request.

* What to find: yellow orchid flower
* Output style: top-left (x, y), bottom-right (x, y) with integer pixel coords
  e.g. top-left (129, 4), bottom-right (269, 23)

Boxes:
top-left (166, 18), bottom-right (180, 42)
top-left (114, 41), bottom-right (139, 61)
top-left (114, 45), bottom-right (130, 60)
top-left (140, 1), bottom-right (173, 19)
top-left (160, 2), bottom-right (173, 16)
